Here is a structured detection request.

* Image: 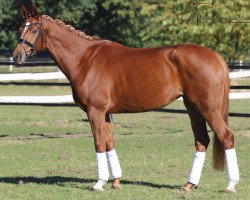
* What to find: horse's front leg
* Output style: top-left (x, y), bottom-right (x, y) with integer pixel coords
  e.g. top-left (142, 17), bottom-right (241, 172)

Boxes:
top-left (105, 114), bottom-right (122, 189)
top-left (87, 107), bottom-right (122, 191)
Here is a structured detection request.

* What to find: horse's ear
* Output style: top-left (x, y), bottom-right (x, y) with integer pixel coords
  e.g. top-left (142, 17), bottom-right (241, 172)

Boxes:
top-left (21, 4), bottom-right (30, 19)
top-left (32, 4), bottom-right (39, 19)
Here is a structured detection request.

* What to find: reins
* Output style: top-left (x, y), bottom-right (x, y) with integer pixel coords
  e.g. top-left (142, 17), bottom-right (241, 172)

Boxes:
top-left (17, 17), bottom-right (43, 56)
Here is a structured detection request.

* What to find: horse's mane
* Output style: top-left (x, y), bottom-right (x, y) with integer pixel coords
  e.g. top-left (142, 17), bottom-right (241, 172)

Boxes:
top-left (42, 15), bottom-right (99, 41)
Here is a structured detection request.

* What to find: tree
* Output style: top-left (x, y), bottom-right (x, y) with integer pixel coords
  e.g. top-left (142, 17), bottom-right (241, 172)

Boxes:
top-left (0, 0), bottom-right (98, 50)
top-left (0, 0), bottom-right (249, 61)
top-left (99, 0), bottom-right (250, 61)
top-left (0, 0), bottom-right (22, 50)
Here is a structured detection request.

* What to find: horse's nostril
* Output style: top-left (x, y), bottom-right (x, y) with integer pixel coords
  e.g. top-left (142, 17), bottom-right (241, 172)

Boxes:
top-left (13, 52), bottom-right (26, 64)
top-left (17, 54), bottom-right (21, 61)
top-left (15, 54), bottom-right (22, 63)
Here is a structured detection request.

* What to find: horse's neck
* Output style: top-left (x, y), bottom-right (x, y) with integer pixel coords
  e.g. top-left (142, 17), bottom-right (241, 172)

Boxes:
top-left (44, 22), bottom-right (90, 81)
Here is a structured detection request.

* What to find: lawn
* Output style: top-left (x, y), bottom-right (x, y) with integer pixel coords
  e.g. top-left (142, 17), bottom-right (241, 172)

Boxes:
top-left (0, 102), bottom-right (249, 200)
top-left (0, 66), bottom-right (57, 73)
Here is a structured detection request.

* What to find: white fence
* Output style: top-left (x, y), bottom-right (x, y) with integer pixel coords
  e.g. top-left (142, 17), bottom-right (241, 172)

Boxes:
top-left (0, 72), bottom-right (65, 81)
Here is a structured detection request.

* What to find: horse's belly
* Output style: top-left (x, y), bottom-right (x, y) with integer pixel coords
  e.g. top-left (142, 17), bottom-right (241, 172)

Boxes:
top-left (108, 52), bottom-right (183, 113)
top-left (110, 83), bottom-right (182, 113)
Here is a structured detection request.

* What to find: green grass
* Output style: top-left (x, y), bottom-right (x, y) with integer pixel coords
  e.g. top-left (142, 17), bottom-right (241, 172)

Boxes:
top-left (0, 100), bottom-right (249, 137)
top-left (0, 103), bottom-right (249, 199)
top-left (0, 84), bottom-right (71, 96)
top-left (231, 77), bottom-right (250, 87)
top-left (0, 66), bottom-right (57, 73)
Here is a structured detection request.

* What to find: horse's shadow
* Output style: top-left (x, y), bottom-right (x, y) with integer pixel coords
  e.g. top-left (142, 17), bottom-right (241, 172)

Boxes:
top-left (0, 176), bottom-right (181, 190)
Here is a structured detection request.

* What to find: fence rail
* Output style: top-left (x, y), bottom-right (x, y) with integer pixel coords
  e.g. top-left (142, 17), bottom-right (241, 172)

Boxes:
top-left (0, 61), bottom-right (55, 67)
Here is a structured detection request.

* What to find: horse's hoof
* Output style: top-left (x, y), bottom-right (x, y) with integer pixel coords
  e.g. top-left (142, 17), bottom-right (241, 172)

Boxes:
top-left (90, 187), bottom-right (104, 192)
top-left (90, 179), bottom-right (107, 192)
top-left (182, 182), bottom-right (197, 191)
top-left (111, 184), bottom-right (122, 190)
top-left (111, 178), bottom-right (121, 190)
top-left (182, 186), bottom-right (192, 192)
top-left (225, 180), bottom-right (238, 193)
top-left (225, 188), bottom-right (236, 193)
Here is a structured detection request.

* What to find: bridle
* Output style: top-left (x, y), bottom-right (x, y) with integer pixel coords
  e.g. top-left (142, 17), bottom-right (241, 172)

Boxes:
top-left (17, 17), bottom-right (44, 56)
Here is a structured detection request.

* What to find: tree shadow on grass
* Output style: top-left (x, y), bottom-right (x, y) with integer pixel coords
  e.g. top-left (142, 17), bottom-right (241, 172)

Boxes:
top-left (0, 176), bottom-right (181, 190)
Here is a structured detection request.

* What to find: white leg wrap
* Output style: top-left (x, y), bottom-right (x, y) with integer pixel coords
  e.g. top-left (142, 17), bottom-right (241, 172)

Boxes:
top-left (92, 180), bottom-right (108, 191)
top-left (107, 149), bottom-right (122, 179)
top-left (96, 152), bottom-right (109, 181)
top-left (92, 152), bottom-right (109, 191)
top-left (225, 148), bottom-right (240, 192)
top-left (188, 152), bottom-right (206, 185)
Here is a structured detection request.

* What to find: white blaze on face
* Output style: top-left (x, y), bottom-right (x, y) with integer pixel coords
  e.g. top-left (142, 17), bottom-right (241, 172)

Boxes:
top-left (23, 22), bottom-right (31, 33)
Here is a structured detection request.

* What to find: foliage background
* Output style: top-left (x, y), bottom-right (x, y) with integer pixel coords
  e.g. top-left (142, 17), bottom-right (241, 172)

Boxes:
top-left (0, 0), bottom-right (249, 61)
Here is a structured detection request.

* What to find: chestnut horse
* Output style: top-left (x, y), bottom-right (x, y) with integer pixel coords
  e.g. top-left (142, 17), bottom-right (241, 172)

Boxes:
top-left (13, 5), bottom-right (239, 193)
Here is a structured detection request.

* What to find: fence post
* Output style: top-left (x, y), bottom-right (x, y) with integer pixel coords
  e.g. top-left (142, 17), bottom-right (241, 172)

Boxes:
top-left (9, 57), bottom-right (14, 72)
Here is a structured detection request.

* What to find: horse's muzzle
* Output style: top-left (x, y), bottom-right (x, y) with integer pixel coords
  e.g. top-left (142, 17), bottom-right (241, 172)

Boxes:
top-left (13, 46), bottom-right (27, 64)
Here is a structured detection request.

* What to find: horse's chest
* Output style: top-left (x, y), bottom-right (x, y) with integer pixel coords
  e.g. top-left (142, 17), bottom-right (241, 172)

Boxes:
top-left (72, 83), bottom-right (110, 111)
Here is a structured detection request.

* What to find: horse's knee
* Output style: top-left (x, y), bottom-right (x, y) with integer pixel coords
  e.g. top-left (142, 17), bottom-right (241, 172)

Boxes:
top-left (94, 125), bottom-right (114, 152)
top-left (93, 131), bottom-right (107, 152)
top-left (95, 143), bottom-right (106, 153)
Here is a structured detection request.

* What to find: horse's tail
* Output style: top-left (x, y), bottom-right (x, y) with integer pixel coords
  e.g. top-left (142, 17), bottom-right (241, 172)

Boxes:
top-left (213, 60), bottom-right (230, 171)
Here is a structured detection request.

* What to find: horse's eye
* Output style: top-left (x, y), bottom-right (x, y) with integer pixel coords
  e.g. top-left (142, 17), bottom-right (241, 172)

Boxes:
top-left (32, 30), bottom-right (37, 34)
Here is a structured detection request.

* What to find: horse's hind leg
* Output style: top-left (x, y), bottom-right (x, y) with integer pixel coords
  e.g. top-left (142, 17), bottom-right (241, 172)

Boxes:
top-left (184, 94), bottom-right (239, 192)
top-left (203, 110), bottom-right (240, 193)
top-left (183, 99), bottom-right (210, 191)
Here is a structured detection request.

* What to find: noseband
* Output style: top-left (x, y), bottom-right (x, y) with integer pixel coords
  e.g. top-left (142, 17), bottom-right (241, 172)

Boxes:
top-left (17, 17), bottom-right (43, 56)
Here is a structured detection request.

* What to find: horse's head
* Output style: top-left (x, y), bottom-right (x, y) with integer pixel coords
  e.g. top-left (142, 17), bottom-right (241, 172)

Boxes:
top-left (13, 4), bottom-right (44, 64)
